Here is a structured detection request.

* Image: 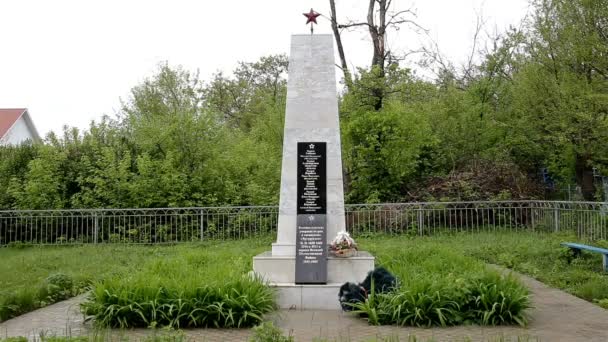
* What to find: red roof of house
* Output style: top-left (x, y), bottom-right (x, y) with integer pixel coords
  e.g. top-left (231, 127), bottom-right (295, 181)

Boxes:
top-left (0, 108), bottom-right (27, 139)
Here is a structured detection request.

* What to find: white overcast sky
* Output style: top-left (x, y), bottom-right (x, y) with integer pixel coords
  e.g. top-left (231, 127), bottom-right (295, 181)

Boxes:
top-left (0, 0), bottom-right (530, 137)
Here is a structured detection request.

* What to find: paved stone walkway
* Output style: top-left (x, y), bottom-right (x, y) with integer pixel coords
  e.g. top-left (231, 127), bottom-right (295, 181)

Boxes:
top-left (1, 271), bottom-right (607, 341)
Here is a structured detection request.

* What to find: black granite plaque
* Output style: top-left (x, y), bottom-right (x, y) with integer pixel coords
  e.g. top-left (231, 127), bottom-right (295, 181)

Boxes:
top-left (295, 142), bottom-right (327, 284)
top-left (295, 214), bottom-right (327, 283)
top-left (297, 142), bottom-right (326, 215)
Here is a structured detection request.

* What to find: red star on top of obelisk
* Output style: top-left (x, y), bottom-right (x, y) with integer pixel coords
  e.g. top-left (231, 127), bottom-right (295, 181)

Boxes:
top-left (303, 8), bottom-right (321, 34)
top-left (303, 8), bottom-right (321, 24)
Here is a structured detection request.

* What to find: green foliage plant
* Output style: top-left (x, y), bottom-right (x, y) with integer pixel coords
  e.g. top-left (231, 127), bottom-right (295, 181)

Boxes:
top-left (351, 236), bottom-right (531, 327)
top-left (250, 321), bottom-right (294, 342)
top-left (80, 241), bottom-right (276, 328)
top-left (40, 273), bottom-right (75, 302)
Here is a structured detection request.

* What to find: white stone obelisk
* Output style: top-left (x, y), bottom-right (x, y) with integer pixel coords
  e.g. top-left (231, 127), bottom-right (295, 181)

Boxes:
top-left (252, 34), bottom-right (374, 309)
top-left (271, 34), bottom-right (346, 256)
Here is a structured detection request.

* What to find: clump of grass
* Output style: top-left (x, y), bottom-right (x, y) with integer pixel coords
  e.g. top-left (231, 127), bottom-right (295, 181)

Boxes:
top-left (0, 287), bottom-right (38, 321)
top-left (0, 338), bottom-right (28, 342)
top-left (0, 273), bottom-right (76, 321)
top-left (250, 321), bottom-right (294, 342)
top-left (352, 237), bottom-right (531, 327)
top-left (83, 276), bottom-right (275, 328)
top-left (81, 245), bottom-right (276, 328)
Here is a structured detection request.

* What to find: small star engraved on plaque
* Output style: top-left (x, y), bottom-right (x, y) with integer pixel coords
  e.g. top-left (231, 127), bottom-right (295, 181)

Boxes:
top-left (309, 144), bottom-right (315, 149)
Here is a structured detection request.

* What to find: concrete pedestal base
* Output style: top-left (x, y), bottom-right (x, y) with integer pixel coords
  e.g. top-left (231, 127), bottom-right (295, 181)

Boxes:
top-left (272, 283), bottom-right (343, 310)
top-left (253, 251), bottom-right (374, 284)
top-left (252, 251), bottom-right (375, 309)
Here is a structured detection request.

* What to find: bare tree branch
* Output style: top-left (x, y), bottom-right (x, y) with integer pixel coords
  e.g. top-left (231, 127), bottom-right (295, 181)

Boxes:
top-left (462, 13), bottom-right (485, 82)
top-left (338, 22), bottom-right (372, 29)
top-left (386, 9), bottom-right (414, 26)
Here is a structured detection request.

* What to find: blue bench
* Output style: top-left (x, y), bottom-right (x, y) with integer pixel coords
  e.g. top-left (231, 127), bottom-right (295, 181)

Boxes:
top-left (561, 242), bottom-right (608, 272)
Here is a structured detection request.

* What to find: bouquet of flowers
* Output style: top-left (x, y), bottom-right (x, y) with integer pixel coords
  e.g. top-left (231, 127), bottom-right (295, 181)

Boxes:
top-left (329, 230), bottom-right (358, 257)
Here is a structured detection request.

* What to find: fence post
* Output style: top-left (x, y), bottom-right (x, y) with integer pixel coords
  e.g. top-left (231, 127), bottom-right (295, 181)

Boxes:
top-left (200, 209), bottom-right (204, 242)
top-left (554, 205), bottom-right (560, 233)
top-left (530, 202), bottom-right (535, 231)
top-left (417, 209), bottom-right (424, 236)
top-left (93, 213), bottom-right (99, 244)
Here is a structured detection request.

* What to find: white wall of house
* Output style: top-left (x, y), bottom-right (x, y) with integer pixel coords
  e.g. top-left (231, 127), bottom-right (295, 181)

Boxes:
top-left (1, 116), bottom-right (36, 145)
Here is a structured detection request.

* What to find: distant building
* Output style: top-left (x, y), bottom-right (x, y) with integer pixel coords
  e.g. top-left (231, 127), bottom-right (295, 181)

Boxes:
top-left (0, 108), bottom-right (41, 145)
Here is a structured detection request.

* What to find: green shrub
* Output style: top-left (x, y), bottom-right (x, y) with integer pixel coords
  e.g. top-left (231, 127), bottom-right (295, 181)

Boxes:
top-left (250, 321), bottom-right (294, 342)
top-left (81, 243), bottom-right (276, 328)
top-left (351, 273), bottom-right (529, 327)
top-left (467, 273), bottom-right (530, 326)
top-left (595, 298), bottom-right (608, 309)
top-left (82, 276), bottom-right (275, 328)
top-left (40, 273), bottom-right (75, 302)
top-left (0, 337), bottom-right (28, 342)
top-left (0, 273), bottom-right (76, 321)
top-left (577, 279), bottom-right (608, 302)
top-left (6, 241), bottom-right (33, 249)
top-left (352, 237), bottom-right (531, 327)
top-left (0, 288), bottom-right (38, 321)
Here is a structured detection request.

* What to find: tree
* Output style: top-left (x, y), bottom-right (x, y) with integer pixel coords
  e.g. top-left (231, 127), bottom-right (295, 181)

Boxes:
top-left (341, 64), bottom-right (442, 202)
top-left (513, 0), bottom-right (608, 199)
top-left (203, 55), bottom-right (288, 129)
top-left (10, 145), bottom-right (67, 210)
top-left (329, 0), bottom-right (424, 110)
top-left (0, 143), bottom-right (39, 209)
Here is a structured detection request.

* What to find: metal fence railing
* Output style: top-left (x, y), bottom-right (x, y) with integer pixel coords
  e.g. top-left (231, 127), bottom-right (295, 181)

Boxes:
top-left (0, 201), bottom-right (607, 246)
top-left (344, 201), bottom-right (608, 241)
top-left (0, 206), bottom-right (279, 246)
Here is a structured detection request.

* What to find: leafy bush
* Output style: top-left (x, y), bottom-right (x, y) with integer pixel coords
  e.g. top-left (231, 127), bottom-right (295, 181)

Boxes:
top-left (6, 241), bottom-right (33, 249)
top-left (250, 321), bottom-right (294, 342)
top-left (81, 244), bottom-right (276, 328)
top-left (41, 338), bottom-right (88, 342)
top-left (41, 273), bottom-right (74, 302)
top-left (0, 338), bottom-right (28, 342)
top-left (0, 288), bottom-right (38, 321)
top-left (82, 276), bottom-right (274, 328)
top-left (353, 237), bottom-right (531, 327)
top-left (0, 334), bottom-right (187, 342)
top-left (596, 298), bottom-right (608, 309)
top-left (0, 273), bottom-right (75, 321)
top-left (408, 160), bottom-right (543, 202)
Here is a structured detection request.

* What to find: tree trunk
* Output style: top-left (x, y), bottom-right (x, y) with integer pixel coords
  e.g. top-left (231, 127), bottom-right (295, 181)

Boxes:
top-left (331, 0), bottom-right (399, 110)
top-left (365, 0), bottom-right (387, 73)
top-left (367, 0), bottom-right (386, 110)
top-left (575, 154), bottom-right (595, 200)
top-left (329, 0), bottom-right (353, 90)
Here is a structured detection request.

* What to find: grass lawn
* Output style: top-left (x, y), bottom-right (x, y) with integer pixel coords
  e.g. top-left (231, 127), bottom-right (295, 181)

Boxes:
top-left (452, 231), bottom-right (608, 307)
top-left (0, 237), bottom-right (274, 322)
top-left (360, 231), bottom-right (608, 308)
top-left (1, 230), bottom-right (607, 327)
